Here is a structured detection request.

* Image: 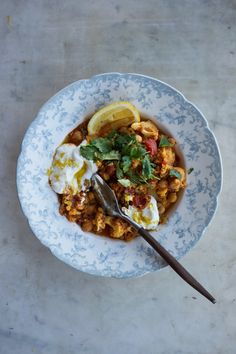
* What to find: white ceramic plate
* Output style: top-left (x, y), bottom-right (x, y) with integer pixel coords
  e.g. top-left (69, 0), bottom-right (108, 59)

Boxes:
top-left (17, 73), bottom-right (222, 278)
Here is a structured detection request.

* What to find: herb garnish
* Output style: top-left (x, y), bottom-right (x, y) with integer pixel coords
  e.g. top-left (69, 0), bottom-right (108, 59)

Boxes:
top-left (159, 135), bottom-right (174, 147)
top-left (142, 155), bottom-right (156, 180)
top-left (116, 162), bottom-right (124, 179)
top-left (169, 169), bottom-right (181, 180)
top-left (91, 137), bottom-right (112, 153)
top-left (120, 156), bottom-right (132, 173)
top-left (188, 167), bottom-right (194, 175)
top-left (117, 179), bottom-right (132, 187)
top-left (80, 145), bottom-right (120, 161)
top-left (80, 145), bottom-right (98, 160)
top-left (80, 131), bottom-right (157, 184)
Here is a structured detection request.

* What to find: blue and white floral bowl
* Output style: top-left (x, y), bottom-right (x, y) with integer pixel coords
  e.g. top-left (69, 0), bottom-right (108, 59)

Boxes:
top-left (17, 73), bottom-right (222, 278)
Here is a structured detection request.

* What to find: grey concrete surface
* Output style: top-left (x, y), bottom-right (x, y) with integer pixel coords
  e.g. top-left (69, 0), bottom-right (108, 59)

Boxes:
top-left (0, 1), bottom-right (236, 353)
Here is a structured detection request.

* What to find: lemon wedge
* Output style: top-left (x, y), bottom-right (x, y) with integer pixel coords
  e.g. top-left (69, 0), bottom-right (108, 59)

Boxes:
top-left (87, 101), bottom-right (140, 135)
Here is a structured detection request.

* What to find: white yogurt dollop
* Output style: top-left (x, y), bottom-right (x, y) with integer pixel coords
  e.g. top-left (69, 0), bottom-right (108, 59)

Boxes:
top-left (122, 195), bottom-right (159, 230)
top-left (49, 140), bottom-right (97, 194)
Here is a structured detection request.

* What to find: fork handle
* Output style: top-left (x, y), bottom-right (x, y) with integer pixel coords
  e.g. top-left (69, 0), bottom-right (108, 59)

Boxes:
top-left (138, 227), bottom-right (216, 304)
top-left (119, 212), bottom-right (215, 303)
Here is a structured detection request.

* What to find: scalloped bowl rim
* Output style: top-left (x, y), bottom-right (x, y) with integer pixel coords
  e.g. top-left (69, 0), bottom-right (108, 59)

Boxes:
top-left (16, 72), bottom-right (223, 278)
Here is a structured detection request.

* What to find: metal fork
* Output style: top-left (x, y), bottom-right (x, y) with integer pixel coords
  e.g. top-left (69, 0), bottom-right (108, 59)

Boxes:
top-left (91, 173), bottom-right (216, 304)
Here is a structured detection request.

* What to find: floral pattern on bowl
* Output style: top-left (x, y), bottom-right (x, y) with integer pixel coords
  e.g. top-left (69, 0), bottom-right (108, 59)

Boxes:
top-left (16, 73), bottom-right (222, 278)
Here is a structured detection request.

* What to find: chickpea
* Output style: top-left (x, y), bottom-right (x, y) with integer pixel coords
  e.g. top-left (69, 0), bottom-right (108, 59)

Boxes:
top-left (169, 178), bottom-right (181, 192)
top-left (157, 188), bottom-right (168, 198)
top-left (168, 192), bottom-right (177, 203)
top-left (81, 220), bottom-right (93, 232)
top-left (157, 180), bottom-right (168, 190)
top-left (157, 203), bottom-right (165, 215)
top-left (168, 138), bottom-right (176, 145)
top-left (135, 134), bottom-right (142, 143)
top-left (136, 185), bottom-right (148, 194)
top-left (161, 198), bottom-right (169, 208)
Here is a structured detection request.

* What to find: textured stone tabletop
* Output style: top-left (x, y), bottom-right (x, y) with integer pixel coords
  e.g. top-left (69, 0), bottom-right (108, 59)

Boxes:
top-left (1, 1), bottom-right (236, 353)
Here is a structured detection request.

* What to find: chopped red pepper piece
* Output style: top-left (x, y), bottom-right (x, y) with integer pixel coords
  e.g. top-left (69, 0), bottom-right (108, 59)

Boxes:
top-left (143, 139), bottom-right (157, 157)
top-left (133, 194), bottom-right (151, 210)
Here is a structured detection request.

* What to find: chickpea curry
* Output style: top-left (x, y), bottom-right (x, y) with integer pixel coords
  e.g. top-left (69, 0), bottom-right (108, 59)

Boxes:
top-left (48, 102), bottom-right (186, 241)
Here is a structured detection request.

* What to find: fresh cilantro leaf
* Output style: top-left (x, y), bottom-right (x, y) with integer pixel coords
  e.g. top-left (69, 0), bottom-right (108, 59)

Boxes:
top-left (91, 137), bottom-right (112, 153)
top-left (106, 130), bottom-right (118, 139)
top-left (188, 167), bottom-right (194, 175)
top-left (114, 133), bottom-right (136, 150)
top-left (118, 179), bottom-right (132, 187)
top-left (142, 155), bottom-right (153, 179)
top-left (98, 150), bottom-right (120, 160)
top-left (159, 135), bottom-right (174, 147)
top-left (169, 169), bottom-right (181, 179)
top-left (80, 145), bottom-right (98, 160)
top-left (120, 155), bottom-right (132, 173)
top-left (130, 145), bottom-right (146, 159)
top-left (121, 144), bottom-right (131, 156)
top-left (116, 162), bottom-right (124, 179)
top-left (81, 138), bottom-right (120, 161)
top-left (126, 170), bottom-right (150, 184)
